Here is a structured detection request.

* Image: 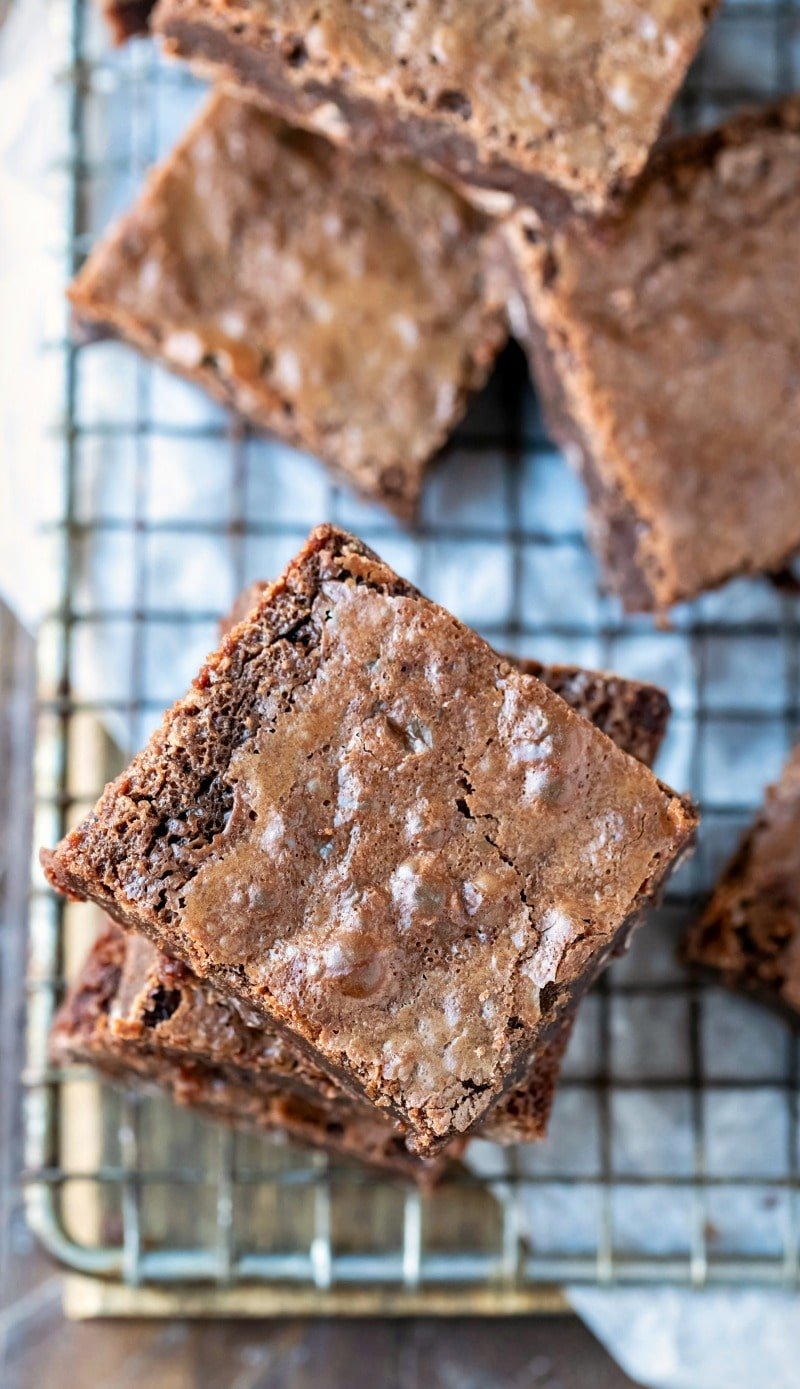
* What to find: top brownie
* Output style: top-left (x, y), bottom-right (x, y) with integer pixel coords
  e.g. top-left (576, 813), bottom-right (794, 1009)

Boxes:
top-left (504, 97), bottom-right (800, 611)
top-left (153, 0), bottom-right (716, 220)
top-left (43, 525), bottom-right (695, 1152)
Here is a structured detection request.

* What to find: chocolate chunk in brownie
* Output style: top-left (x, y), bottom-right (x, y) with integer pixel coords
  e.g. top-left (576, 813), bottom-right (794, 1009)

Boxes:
top-left (43, 525), bottom-right (695, 1154)
top-left (151, 0), bottom-right (717, 221)
top-left (683, 745), bottom-right (800, 1017)
top-left (68, 94), bottom-right (507, 521)
top-left (504, 97), bottom-right (800, 611)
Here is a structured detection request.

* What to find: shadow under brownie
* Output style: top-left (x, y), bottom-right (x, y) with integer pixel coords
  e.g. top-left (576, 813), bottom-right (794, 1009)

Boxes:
top-left (43, 525), bottom-right (696, 1155)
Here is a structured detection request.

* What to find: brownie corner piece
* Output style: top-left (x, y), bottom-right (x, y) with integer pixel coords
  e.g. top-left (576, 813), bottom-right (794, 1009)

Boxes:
top-left (504, 95), bottom-right (800, 611)
top-left (44, 524), bottom-right (695, 1153)
top-left (67, 93), bottom-right (507, 520)
top-left (682, 744), bottom-right (800, 1015)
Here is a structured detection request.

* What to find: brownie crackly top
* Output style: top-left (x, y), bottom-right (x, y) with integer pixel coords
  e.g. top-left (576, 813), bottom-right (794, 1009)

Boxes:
top-left (505, 97), bottom-right (800, 610)
top-left (44, 526), bottom-right (695, 1152)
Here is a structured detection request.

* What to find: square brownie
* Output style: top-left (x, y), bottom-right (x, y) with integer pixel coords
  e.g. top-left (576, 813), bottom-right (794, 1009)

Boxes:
top-left (68, 94), bottom-right (507, 520)
top-left (504, 97), bottom-right (800, 611)
top-left (43, 525), bottom-right (695, 1153)
top-left (152, 0), bottom-right (717, 221)
top-left (683, 745), bottom-right (800, 1017)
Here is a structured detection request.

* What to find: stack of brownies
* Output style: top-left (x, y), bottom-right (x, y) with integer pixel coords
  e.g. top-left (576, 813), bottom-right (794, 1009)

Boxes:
top-left (48, 1), bottom-right (800, 1178)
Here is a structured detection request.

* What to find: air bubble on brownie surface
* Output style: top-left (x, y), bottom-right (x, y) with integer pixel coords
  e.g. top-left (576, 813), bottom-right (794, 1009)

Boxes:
top-left (584, 809), bottom-right (628, 871)
top-left (391, 314), bottom-right (420, 348)
top-left (304, 22), bottom-right (327, 60)
top-left (139, 258), bottom-right (161, 296)
top-left (322, 934), bottom-right (386, 999)
top-left (164, 329), bottom-right (205, 369)
top-left (390, 857), bottom-right (449, 931)
top-left (506, 289), bottom-right (531, 342)
top-left (335, 764), bottom-right (361, 825)
top-left (274, 348), bottom-right (302, 393)
top-left (219, 310), bottom-right (246, 340)
top-left (608, 77), bottom-right (637, 115)
top-left (259, 810), bottom-right (285, 852)
top-left (524, 907), bottom-right (579, 989)
top-left (310, 102), bottom-right (350, 140)
top-left (434, 380), bottom-right (458, 423)
top-left (466, 187), bottom-right (517, 216)
top-left (322, 211), bottom-right (343, 238)
top-left (500, 690), bottom-right (553, 767)
top-left (462, 880), bottom-right (483, 916)
top-left (523, 767), bottom-right (552, 801)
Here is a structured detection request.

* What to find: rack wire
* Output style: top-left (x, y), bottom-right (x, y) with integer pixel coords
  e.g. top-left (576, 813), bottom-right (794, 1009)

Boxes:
top-left (23, 0), bottom-right (800, 1311)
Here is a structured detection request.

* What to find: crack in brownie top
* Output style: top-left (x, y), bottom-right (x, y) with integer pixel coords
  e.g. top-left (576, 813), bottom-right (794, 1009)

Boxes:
top-left (43, 525), bottom-right (695, 1150)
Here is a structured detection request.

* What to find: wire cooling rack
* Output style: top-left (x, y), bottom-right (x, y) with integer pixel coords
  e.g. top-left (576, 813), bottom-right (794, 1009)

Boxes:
top-left (23, 0), bottom-right (800, 1312)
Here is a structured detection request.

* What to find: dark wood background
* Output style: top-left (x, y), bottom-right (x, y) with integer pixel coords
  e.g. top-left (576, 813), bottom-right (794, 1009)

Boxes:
top-left (0, 602), bottom-right (639, 1388)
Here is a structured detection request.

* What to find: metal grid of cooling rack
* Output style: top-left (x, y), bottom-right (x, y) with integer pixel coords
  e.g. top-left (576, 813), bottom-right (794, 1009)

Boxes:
top-left (22, 0), bottom-right (800, 1307)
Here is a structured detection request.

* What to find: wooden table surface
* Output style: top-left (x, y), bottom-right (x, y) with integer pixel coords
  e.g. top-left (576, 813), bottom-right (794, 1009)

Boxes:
top-left (0, 601), bottom-right (641, 1389)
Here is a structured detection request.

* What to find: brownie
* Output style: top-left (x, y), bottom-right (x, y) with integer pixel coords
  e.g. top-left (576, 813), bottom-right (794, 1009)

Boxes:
top-left (503, 97), bottom-right (800, 612)
top-left (68, 94), bottom-right (507, 521)
top-left (682, 745), bottom-right (800, 1016)
top-left (43, 524), bottom-right (695, 1154)
top-left (151, 0), bottom-right (717, 221)
top-left (226, 583), bottom-right (671, 771)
